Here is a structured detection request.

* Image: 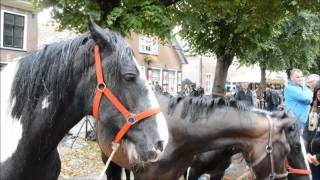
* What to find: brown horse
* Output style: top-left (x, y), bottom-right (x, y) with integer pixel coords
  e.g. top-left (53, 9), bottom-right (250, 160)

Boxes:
top-left (99, 94), bottom-right (295, 179)
top-left (186, 114), bottom-right (312, 180)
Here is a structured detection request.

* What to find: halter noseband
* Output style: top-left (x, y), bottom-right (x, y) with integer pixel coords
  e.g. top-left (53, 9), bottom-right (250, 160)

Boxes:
top-left (284, 159), bottom-right (312, 175)
top-left (92, 44), bottom-right (161, 143)
top-left (250, 115), bottom-right (288, 180)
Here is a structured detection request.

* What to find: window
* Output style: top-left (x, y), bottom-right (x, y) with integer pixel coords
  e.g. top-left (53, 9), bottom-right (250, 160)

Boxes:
top-left (151, 69), bottom-right (161, 82)
top-left (140, 66), bottom-right (146, 77)
top-left (205, 73), bottom-right (213, 93)
top-left (139, 36), bottom-right (158, 55)
top-left (1, 11), bottom-right (26, 50)
top-left (177, 71), bottom-right (182, 92)
top-left (167, 71), bottom-right (176, 93)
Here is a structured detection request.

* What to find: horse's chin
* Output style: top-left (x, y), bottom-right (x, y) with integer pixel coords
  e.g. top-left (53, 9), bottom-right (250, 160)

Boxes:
top-left (123, 141), bottom-right (139, 164)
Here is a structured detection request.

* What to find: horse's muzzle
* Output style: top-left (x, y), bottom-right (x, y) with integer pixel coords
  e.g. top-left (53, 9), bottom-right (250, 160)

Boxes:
top-left (141, 140), bottom-right (164, 163)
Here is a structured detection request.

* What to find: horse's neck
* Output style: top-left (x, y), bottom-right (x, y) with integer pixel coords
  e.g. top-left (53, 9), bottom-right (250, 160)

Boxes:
top-left (15, 65), bottom-right (93, 159)
top-left (171, 107), bottom-right (265, 145)
top-left (156, 95), bottom-right (267, 152)
top-left (146, 98), bottom-right (268, 179)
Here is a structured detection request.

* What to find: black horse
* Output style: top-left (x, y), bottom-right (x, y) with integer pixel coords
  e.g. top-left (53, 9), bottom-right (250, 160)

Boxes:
top-left (186, 114), bottom-right (312, 180)
top-left (101, 94), bottom-right (295, 180)
top-left (0, 17), bottom-right (169, 180)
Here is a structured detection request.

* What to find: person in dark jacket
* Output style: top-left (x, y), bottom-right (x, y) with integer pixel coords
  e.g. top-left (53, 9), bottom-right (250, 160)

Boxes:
top-left (304, 80), bottom-right (320, 179)
top-left (235, 82), bottom-right (253, 106)
top-left (197, 86), bottom-right (205, 97)
top-left (189, 83), bottom-right (199, 97)
top-left (265, 85), bottom-right (281, 111)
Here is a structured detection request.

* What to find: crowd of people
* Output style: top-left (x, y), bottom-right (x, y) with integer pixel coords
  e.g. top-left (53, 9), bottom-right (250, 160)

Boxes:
top-left (233, 82), bottom-right (282, 111)
top-left (234, 69), bottom-right (320, 178)
top-left (150, 69), bottom-right (320, 178)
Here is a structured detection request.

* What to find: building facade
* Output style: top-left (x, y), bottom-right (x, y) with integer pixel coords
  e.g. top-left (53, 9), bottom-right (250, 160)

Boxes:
top-left (126, 33), bottom-right (185, 94)
top-left (0, 0), bottom-right (38, 68)
top-left (36, 11), bottom-right (184, 94)
top-left (182, 55), bottom-right (217, 95)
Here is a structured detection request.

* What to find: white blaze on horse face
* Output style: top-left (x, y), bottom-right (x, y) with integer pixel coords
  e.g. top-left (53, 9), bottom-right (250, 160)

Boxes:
top-left (133, 57), bottom-right (169, 149)
top-left (1, 62), bottom-right (23, 163)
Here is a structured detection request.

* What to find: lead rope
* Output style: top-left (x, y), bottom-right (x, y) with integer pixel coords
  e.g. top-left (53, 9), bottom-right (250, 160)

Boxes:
top-left (98, 142), bottom-right (120, 180)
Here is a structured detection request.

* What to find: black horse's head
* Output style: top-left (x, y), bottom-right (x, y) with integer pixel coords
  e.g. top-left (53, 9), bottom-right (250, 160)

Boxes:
top-left (281, 112), bottom-right (312, 180)
top-left (244, 111), bottom-right (296, 179)
top-left (85, 18), bottom-right (169, 166)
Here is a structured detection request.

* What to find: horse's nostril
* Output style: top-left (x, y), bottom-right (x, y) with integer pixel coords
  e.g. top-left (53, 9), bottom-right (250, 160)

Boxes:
top-left (147, 150), bottom-right (159, 162)
top-left (154, 140), bottom-right (164, 152)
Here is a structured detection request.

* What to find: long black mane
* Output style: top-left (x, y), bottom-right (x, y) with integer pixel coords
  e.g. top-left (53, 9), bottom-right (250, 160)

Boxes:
top-left (10, 33), bottom-right (94, 130)
top-left (167, 95), bottom-right (251, 122)
top-left (167, 95), bottom-right (290, 123)
top-left (10, 30), bottom-right (133, 127)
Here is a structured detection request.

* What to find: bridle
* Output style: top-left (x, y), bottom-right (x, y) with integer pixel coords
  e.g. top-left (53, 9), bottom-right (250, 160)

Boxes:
top-left (92, 44), bottom-right (161, 143)
top-left (92, 45), bottom-right (161, 143)
top-left (249, 115), bottom-right (288, 180)
top-left (92, 44), bottom-right (163, 179)
top-left (92, 42), bottom-right (162, 158)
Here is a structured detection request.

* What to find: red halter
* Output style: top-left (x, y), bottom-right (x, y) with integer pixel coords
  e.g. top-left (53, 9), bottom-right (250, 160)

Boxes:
top-left (92, 44), bottom-right (161, 143)
top-left (284, 159), bottom-right (312, 175)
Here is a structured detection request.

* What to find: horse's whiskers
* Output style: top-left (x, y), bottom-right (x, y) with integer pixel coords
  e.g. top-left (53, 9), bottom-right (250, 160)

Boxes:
top-left (123, 141), bottom-right (140, 164)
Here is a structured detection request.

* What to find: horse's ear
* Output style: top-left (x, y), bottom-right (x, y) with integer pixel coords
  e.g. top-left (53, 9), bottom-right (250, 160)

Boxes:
top-left (271, 110), bottom-right (288, 119)
top-left (87, 15), bottom-right (112, 50)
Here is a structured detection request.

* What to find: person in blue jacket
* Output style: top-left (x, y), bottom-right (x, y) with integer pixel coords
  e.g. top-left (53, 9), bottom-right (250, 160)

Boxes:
top-left (284, 69), bottom-right (313, 129)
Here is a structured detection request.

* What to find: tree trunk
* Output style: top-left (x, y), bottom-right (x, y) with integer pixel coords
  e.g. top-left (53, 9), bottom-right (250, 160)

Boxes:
top-left (259, 61), bottom-right (267, 90)
top-left (212, 55), bottom-right (233, 95)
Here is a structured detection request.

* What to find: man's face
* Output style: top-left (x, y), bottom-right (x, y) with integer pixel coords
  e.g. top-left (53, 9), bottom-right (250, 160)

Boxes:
top-left (291, 71), bottom-right (303, 85)
top-left (241, 83), bottom-right (248, 91)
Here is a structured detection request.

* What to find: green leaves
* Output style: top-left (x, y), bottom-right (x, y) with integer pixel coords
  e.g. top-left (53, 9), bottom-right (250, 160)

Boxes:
top-left (32, 0), bottom-right (173, 40)
top-left (105, 1), bottom-right (173, 40)
top-left (32, 0), bottom-right (320, 73)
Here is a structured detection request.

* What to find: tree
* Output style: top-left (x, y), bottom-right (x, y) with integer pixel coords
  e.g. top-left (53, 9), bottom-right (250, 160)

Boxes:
top-left (32, 0), bottom-right (179, 40)
top-left (171, 0), bottom-right (318, 93)
top-left (33, 0), bottom-right (319, 93)
top-left (242, 10), bottom-right (320, 86)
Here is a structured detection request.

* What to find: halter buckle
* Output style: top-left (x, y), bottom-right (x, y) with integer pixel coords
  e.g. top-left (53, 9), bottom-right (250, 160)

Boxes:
top-left (269, 173), bottom-right (275, 179)
top-left (127, 115), bottom-right (137, 125)
top-left (97, 83), bottom-right (106, 92)
top-left (266, 145), bottom-right (273, 153)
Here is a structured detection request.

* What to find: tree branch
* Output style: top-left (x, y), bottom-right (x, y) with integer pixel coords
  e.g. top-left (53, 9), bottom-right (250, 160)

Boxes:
top-left (159, 0), bottom-right (181, 6)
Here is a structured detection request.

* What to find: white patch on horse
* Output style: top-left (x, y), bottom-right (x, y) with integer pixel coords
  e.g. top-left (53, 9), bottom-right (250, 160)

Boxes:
top-left (133, 57), bottom-right (169, 150)
top-left (124, 141), bottom-right (138, 163)
top-left (1, 61), bottom-right (23, 163)
top-left (42, 96), bottom-right (51, 109)
top-left (300, 136), bottom-right (312, 180)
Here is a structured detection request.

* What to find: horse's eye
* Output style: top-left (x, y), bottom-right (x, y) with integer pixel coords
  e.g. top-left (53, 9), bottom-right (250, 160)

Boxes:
top-left (124, 73), bottom-right (137, 81)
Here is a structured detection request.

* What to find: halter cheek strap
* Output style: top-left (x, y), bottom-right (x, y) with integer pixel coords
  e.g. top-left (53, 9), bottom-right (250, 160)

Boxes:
top-left (250, 115), bottom-right (288, 179)
top-left (92, 44), bottom-right (161, 143)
